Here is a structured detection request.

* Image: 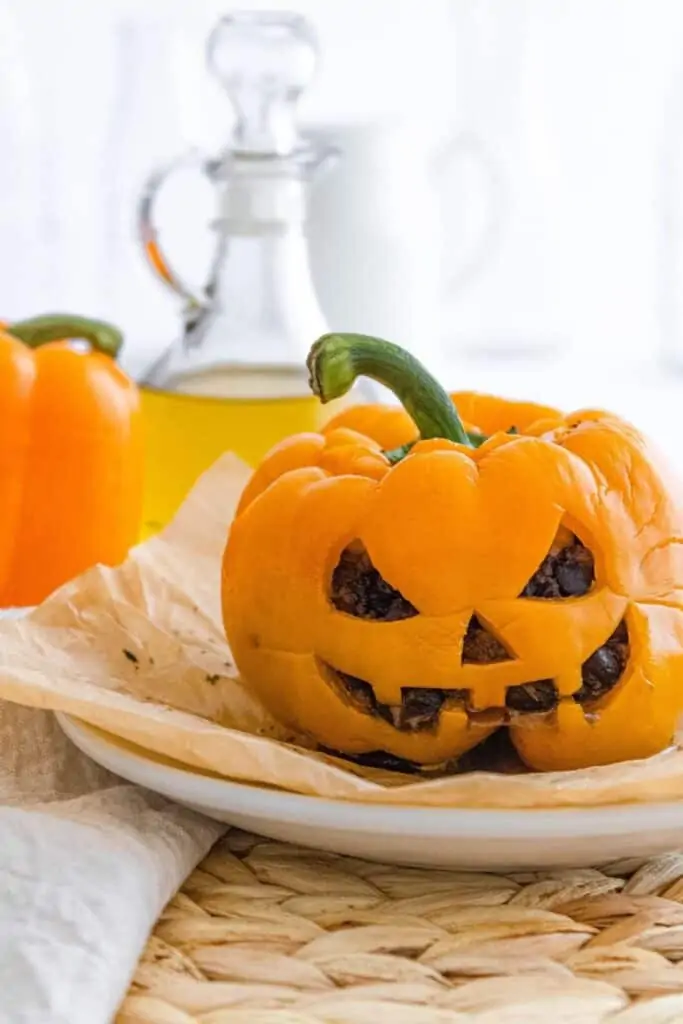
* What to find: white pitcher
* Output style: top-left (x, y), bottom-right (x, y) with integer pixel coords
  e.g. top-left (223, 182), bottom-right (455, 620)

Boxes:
top-left (303, 115), bottom-right (505, 370)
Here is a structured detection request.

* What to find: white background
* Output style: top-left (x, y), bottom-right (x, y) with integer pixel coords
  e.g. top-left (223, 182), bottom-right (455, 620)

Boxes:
top-left (5, 0), bottom-right (683, 450)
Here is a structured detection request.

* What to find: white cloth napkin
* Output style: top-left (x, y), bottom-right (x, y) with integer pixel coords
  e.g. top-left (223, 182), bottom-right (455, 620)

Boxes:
top-left (0, 610), bottom-right (225, 1024)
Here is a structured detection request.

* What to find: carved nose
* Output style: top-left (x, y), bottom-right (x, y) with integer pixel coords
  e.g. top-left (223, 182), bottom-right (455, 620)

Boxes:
top-left (461, 614), bottom-right (514, 665)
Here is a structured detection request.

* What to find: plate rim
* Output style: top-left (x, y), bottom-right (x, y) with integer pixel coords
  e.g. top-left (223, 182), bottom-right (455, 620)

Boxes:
top-left (57, 712), bottom-right (683, 840)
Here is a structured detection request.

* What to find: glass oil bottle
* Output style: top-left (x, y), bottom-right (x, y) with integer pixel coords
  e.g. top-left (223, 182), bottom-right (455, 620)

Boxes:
top-left (137, 12), bottom-right (358, 536)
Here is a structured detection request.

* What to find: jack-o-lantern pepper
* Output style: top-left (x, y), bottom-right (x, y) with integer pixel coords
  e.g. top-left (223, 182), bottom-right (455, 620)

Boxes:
top-left (222, 333), bottom-right (683, 772)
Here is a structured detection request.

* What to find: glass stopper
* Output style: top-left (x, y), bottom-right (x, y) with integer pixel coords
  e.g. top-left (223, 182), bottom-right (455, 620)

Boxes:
top-left (206, 10), bottom-right (319, 157)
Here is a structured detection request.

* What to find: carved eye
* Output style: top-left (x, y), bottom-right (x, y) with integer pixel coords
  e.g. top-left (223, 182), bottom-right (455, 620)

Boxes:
top-left (520, 531), bottom-right (595, 599)
top-left (330, 543), bottom-right (418, 620)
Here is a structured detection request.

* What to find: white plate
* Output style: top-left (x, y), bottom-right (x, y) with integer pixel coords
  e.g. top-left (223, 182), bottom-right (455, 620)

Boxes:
top-left (57, 712), bottom-right (683, 870)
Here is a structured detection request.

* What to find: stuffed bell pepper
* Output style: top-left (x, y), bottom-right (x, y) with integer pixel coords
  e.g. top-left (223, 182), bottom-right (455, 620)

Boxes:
top-left (222, 333), bottom-right (683, 773)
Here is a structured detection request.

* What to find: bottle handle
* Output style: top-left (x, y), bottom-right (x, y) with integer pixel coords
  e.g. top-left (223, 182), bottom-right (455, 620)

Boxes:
top-left (436, 129), bottom-right (508, 294)
top-left (137, 148), bottom-right (211, 312)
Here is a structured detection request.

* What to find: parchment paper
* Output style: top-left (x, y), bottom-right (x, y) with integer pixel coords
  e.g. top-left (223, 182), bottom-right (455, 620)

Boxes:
top-left (2, 452), bottom-right (683, 812)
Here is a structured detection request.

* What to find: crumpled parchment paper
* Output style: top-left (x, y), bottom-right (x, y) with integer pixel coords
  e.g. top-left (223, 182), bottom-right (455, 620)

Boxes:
top-left (1, 452), bottom-right (683, 814)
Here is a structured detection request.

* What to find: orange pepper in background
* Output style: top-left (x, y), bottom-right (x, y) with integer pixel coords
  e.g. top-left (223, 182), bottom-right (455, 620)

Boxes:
top-left (0, 315), bottom-right (143, 608)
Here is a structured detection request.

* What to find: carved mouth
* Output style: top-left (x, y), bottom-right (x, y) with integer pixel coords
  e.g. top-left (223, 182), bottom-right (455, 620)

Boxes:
top-left (322, 663), bottom-right (556, 732)
top-left (320, 618), bottom-right (629, 734)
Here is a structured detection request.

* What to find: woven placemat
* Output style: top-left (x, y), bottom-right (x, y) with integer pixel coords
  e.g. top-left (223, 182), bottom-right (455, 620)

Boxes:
top-left (118, 830), bottom-right (683, 1023)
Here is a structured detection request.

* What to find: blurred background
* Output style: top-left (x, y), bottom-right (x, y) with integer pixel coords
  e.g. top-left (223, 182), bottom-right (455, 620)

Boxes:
top-left (5, 0), bottom-right (683, 449)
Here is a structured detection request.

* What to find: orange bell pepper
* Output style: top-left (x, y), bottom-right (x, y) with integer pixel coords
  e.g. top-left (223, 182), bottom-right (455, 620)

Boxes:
top-left (0, 314), bottom-right (143, 607)
top-left (222, 333), bottom-right (683, 773)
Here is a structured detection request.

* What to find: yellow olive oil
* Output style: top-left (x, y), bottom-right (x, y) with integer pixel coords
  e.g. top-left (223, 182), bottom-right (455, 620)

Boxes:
top-left (140, 364), bottom-right (344, 539)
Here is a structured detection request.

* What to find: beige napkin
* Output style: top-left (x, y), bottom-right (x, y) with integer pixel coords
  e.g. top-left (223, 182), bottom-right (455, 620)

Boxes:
top-left (0, 612), bottom-right (225, 1024)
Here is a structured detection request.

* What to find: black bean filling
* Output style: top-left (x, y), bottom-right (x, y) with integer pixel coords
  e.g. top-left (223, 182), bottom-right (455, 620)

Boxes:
top-left (521, 537), bottom-right (595, 599)
top-left (333, 668), bottom-right (469, 732)
top-left (331, 545), bottom-right (417, 621)
top-left (575, 619), bottom-right (629, 704)
top-left (462, 615), bottom-right (511, 663)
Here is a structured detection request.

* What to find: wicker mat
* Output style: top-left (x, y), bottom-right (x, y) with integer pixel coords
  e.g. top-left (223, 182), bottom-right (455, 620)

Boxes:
top-left (118, 830), bottom-right (683, 1023)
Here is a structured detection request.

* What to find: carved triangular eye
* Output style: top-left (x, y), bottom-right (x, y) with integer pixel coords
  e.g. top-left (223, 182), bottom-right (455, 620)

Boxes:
top-left (331, 543), bottom-right (418, 621)
top-left (520, 531), bottom-right (595, 599)
top-left (462, 615), bottom-right (513, 664)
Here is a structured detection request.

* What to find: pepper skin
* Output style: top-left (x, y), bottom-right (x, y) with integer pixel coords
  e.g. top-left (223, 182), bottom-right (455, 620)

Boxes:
top-left (322, 392), bottom-right (562, 450)
top-left (222, 333), bottom-right (683, 772)
top-left (0, 315), bottom-right (142, 607)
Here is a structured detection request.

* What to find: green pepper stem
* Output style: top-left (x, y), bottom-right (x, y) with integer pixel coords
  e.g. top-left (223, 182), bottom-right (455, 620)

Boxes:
top-left (307, 333), bottom-right (472, 446)
top-left (9, 314), bottom-right (123, 359)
